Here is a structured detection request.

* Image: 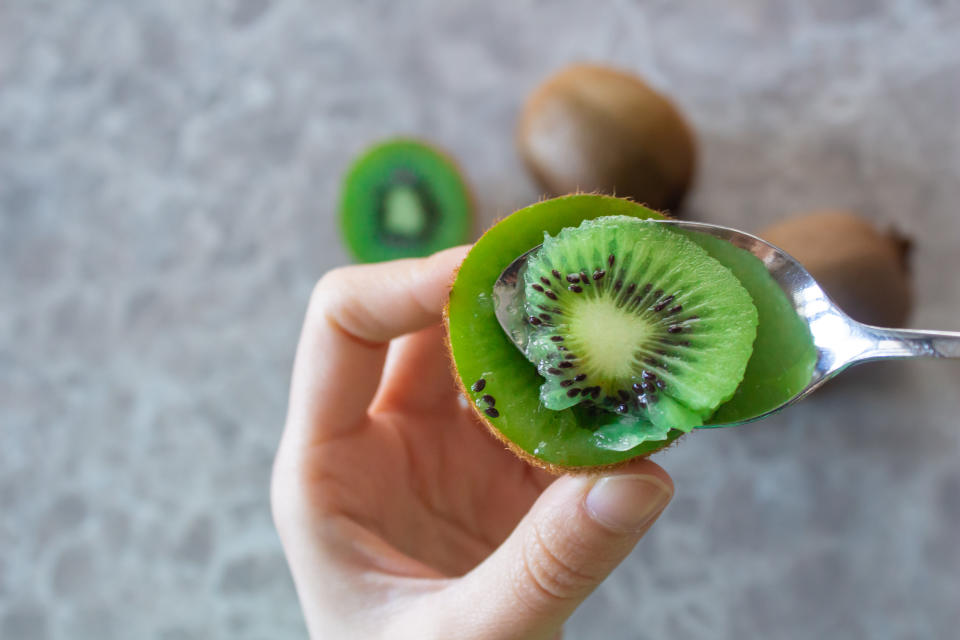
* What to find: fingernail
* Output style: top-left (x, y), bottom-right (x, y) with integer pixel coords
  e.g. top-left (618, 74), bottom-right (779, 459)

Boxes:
top-left (585, 474), bottom-right (673, 533)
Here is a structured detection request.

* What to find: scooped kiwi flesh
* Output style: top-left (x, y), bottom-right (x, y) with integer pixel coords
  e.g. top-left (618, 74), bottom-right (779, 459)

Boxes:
top-left (522, 216), bottom-right (758, 447)
top-left (445, 194), bottom-right (817, 471)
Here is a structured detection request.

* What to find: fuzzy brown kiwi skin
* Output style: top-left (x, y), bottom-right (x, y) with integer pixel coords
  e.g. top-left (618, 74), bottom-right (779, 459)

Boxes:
top-left (517, 64), bottom-right (697, 215)
top-left (441, 198), bottom-right (684, 476)
top-left (759, 211), bottom-right (913, 327)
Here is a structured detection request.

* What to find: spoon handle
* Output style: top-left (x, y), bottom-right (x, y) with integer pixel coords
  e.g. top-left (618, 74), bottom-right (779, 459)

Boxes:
top-left (856, 325), bottom-right (960, 361)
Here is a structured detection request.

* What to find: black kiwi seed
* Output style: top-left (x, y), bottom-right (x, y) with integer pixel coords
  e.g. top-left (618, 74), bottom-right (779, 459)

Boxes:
top-left (567, 388), bottom-right (581, 397)
top-left (617, 404), bottom-right (628, 413)
top-left (618, 389), bottom-right (631, 401)
top-left (564, 353), bottom-right (576, 360)
top-left (551, 336), bottom-right (564, 342)
top-left (574, 373), bottom-right (587, 381)
top-left (653, 289), bottom-right (663, 299)
top-left (471, 379), bottom-right (486, 392)
top-left (656, 380), bottom-right (666, 390)
top-left (608, 254), bottom-right (615, 267)
top-left (557, 345), bottom-right (568, 351)
top-left (638, 396), bottom-right (648, 408)
top-left (667, 305), bottom-right (683, 315)
top-left (484, 407), bottom-right (500, 418)
top-left (539, 313), bottom-right (551, 321)
top-left (482, 394), bottom-right (495, 405)
top-left (580, 271), bottom-right (590, 283)
top-left (540, 276), bottom-right (552, 286)
top-left (569, 284), bottom-right (583, 293)
top-left (632, 382), bottom-right (643, 393)
top-left (614, 280), bottom-right (623, 291)
top-left (566, 273), bottom-right (580, 283)
top-left (668, 325), bottom-right (683, 333)
top-left (552, 269), bottom-right (562, 280)
top-left (653, 295), bottom-right (675, 312)
top-left (528, 316), bottom-right (542, 325)
top-left (547, 367), bottom-right (563, 375)
top-left (642, 370), bottom-right (656, 380)
top-left (643, 284), bottom-right (653, 294)
top-left (545, 290), bottom-right (558, 300)
top-left (625, 283), bottom-right (637, 296)
top-left (559, 361), bottom-right (573, 368)
top-left (561, 379), bottom-right (575, 387)
top-left (532, 284), bottom-right (544, 292)
top-left (593, 269), bottom-right (605, 280)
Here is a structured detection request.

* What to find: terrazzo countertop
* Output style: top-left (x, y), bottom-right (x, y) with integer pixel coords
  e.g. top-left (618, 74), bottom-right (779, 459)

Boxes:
top-left (2, 1), bottom-right (959, 638)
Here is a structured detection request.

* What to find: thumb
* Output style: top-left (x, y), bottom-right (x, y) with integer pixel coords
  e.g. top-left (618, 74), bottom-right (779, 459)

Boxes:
top-left (452, 461), bottom-right (673, 640)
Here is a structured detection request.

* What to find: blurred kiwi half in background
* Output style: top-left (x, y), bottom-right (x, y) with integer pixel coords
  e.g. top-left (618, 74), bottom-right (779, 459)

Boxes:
top-left (339, 138), bottom-right (473, 263)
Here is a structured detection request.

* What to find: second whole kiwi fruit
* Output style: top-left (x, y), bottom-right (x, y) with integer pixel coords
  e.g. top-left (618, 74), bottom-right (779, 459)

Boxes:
top-left (517, 64), bottom-right (697, 213)
top-left (759, 210), bottom-right (913, 327)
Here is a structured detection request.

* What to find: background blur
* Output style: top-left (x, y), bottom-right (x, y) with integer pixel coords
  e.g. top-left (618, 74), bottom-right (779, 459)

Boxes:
top-left (3, 1), bottom-right (960, 638)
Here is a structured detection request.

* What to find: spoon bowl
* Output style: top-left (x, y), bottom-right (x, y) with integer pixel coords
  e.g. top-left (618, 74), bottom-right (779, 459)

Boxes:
top-left (493, 219), bottom-right (960, 428)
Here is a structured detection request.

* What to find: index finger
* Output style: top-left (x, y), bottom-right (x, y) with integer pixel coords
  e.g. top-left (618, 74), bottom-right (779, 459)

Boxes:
top-left (282, 245), bottom-right (469, 451)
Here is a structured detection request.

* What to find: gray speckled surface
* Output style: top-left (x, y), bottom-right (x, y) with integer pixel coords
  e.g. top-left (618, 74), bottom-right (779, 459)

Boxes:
top-left (2, 1), bottom-right (960, 638)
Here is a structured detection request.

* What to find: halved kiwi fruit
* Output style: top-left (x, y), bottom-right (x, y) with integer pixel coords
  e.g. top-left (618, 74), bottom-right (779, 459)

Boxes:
top-left (759, 210), bottom-right (912, 327)
top-left (517, 64), bottom-right (696, 213)
top-left (445, 195), bottom-right (817, 472)
top-left (339, 139), bottom-right (473, 263)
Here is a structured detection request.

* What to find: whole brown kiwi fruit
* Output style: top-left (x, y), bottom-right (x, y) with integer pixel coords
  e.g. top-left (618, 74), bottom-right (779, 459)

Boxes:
top-left (517, 63), bottom-right (696, 213)
top-left (759, 211), bottom-right (913, 327)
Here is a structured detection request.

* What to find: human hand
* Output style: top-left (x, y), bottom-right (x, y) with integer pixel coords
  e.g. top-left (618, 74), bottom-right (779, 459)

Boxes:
top-left (272, 246), bottom-right (674, 640)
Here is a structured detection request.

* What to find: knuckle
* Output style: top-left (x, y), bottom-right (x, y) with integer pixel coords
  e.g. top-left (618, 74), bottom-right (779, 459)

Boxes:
top-left (269, 446), bottom-right (300, 536)
top-left (514, 523), bottom-right (597, 610)
top-left (270, 439), bottom-right (348, 537)
top-left (310, 268), bottom-right (346, 310)
top-left (308, 268), bottom-right (381, 342)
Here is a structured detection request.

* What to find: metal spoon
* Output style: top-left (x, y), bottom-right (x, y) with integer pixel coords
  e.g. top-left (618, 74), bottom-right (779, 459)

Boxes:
top-left (493, 219), bottom-right (960, 428)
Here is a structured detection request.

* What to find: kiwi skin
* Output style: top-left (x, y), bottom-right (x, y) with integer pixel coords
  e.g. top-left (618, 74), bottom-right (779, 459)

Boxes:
top-left (759, 211), bottom-right (912, 327)
top-left (517, 64), bottom-right (696, 214)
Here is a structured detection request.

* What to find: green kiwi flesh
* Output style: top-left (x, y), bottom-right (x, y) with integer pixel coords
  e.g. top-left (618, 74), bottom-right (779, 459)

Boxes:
top-left (687, 232), bottom-right (818, 426)
top-left (339, 139), bottom-right (472, 263)
top-left (445, 195), bottom-right (817, 471)
top-left (522, 217), bottom-right (758, 441)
